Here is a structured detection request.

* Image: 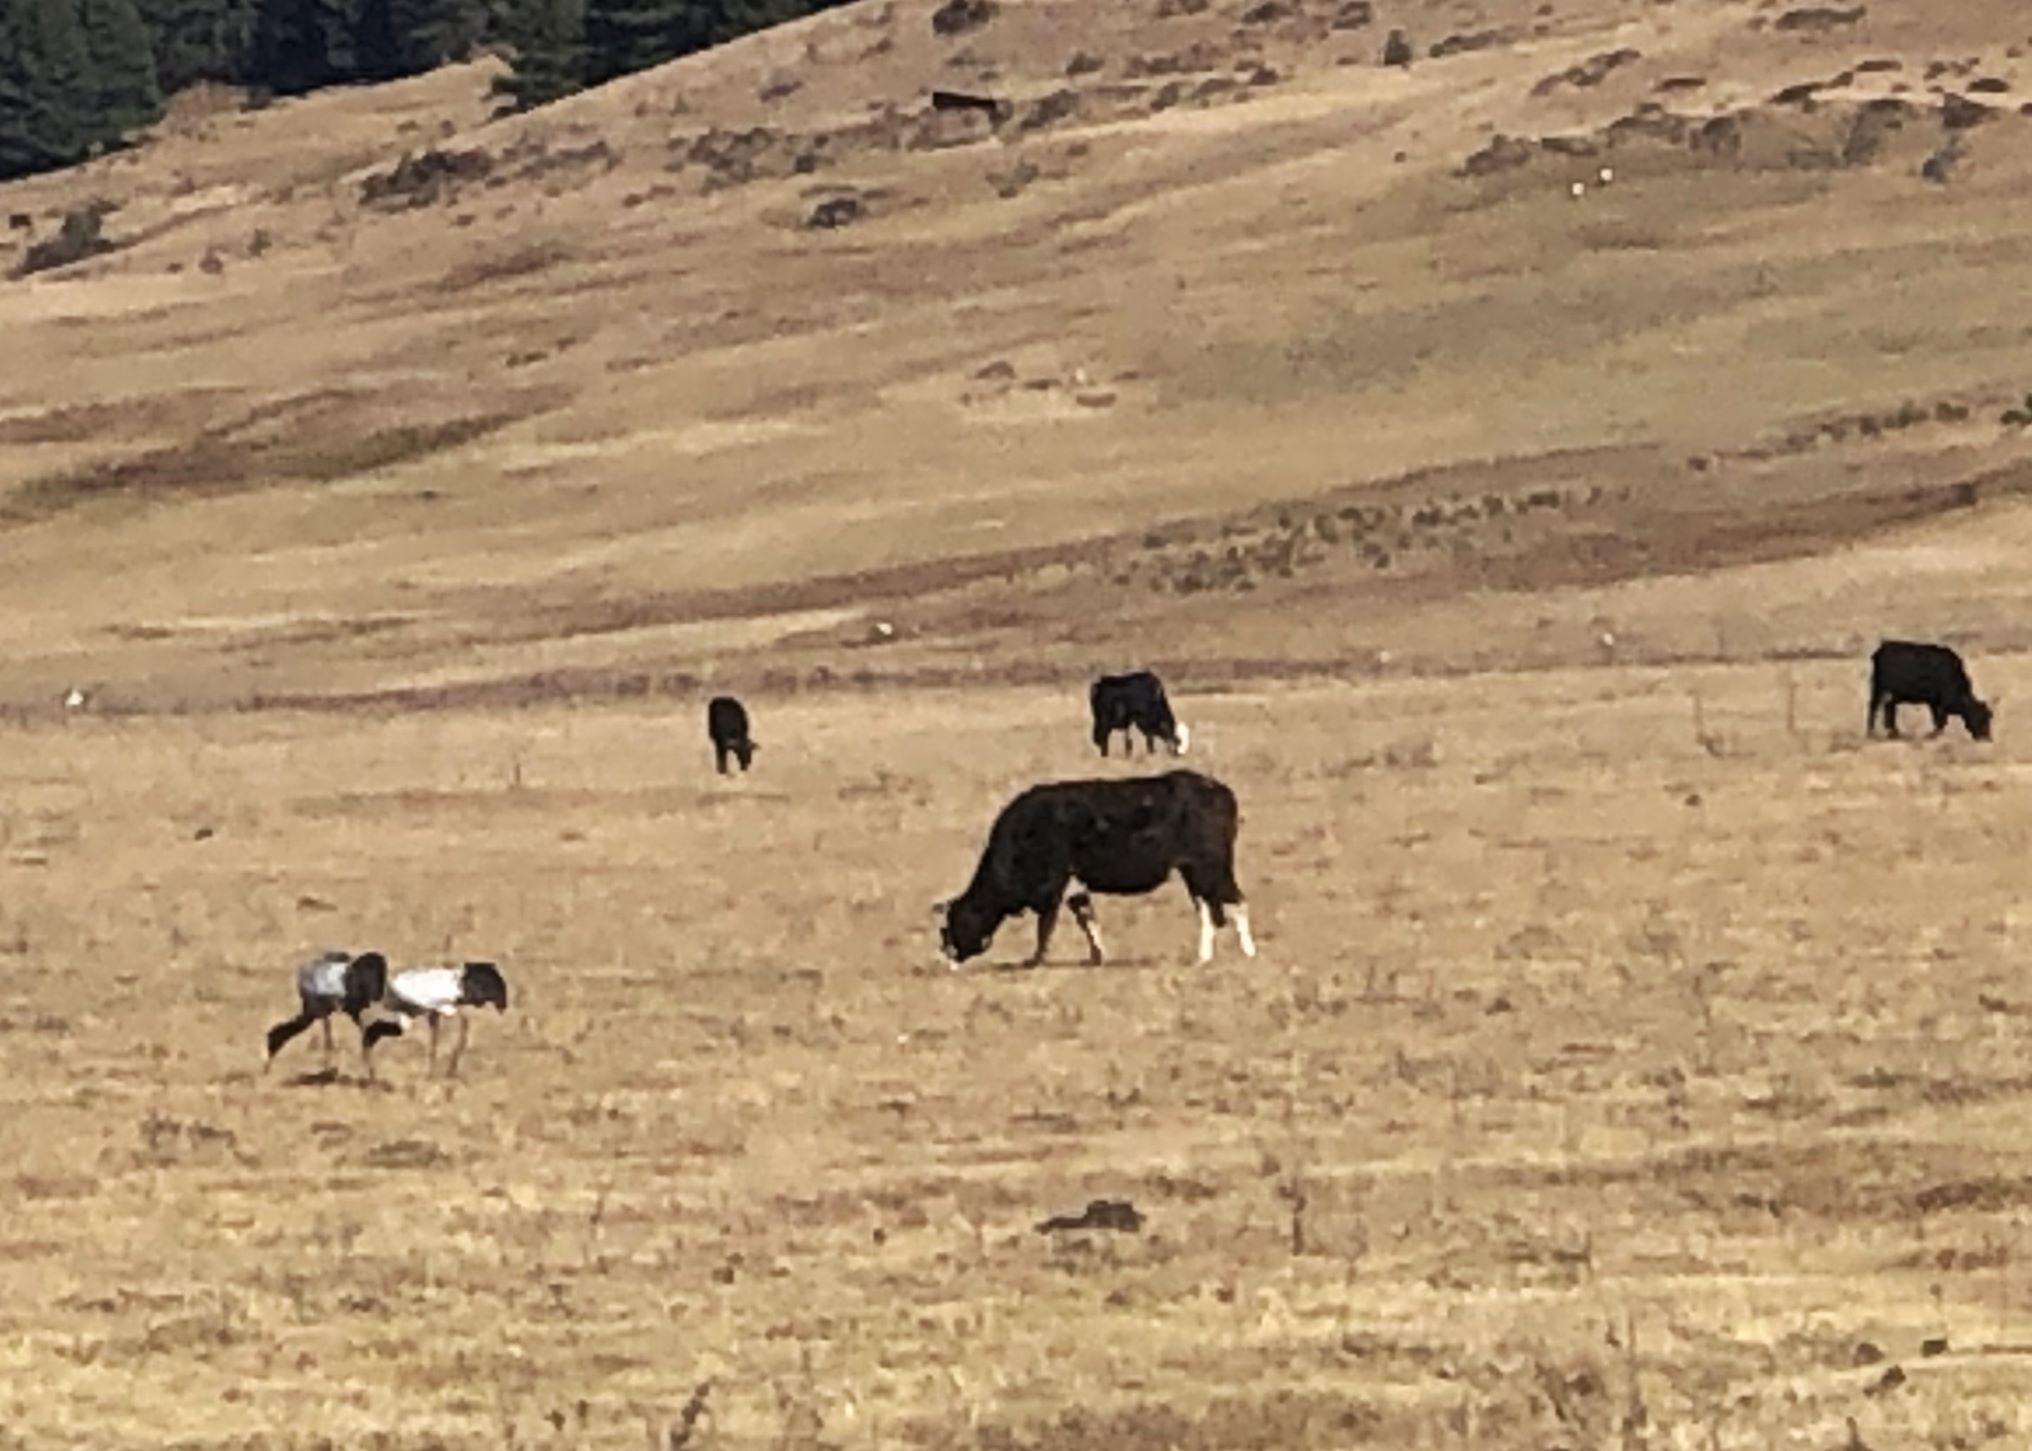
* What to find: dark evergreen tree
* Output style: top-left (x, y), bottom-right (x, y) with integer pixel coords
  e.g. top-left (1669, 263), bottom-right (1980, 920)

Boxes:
top-left (134, 0), bottom-right (258, 91)
top-left (582, 0), bottom-right (699, 87)
top-left (492, 0), bottom-right (582, 109)
top-left (706, 0), bottom-right (844, 46)
top-left (379, 0), bottom-right (485, 73)
top-left (252, 0), bottom-right (366, 92)
top-left (76, 0), bottom-right (162, 132)
top-left (0, 0), bottom-right (97, 179)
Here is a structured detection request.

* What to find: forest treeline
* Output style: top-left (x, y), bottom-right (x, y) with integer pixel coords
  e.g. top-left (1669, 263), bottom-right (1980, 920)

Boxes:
top-left (1, 0), bottom-right (849, 181)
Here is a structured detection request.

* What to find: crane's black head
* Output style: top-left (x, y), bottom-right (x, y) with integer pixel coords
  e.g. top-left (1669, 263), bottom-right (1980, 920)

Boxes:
top-left (462, 961), bottom-right (509, 1011)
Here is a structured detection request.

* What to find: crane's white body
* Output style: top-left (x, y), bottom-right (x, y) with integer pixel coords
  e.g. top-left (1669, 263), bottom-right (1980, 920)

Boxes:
top-left (372, 964), bottom-right (506, 1076)
top-left (385, 967), bottom-right (468, 1018)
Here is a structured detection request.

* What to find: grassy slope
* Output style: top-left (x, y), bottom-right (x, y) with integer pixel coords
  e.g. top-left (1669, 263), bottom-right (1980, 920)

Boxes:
top-left (0, 0), bottom-right (2028, 708)
top-left (4, 0), bottom-right (2032, 1447)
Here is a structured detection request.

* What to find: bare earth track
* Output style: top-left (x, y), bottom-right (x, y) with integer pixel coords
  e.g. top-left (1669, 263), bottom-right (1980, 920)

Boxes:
top-left (4, 0), bottom-right (2032, 1445)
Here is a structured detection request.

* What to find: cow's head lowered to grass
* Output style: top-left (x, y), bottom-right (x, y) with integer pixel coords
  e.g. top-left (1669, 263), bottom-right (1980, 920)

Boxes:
top-left (934, 896), bottom-right (998, 966)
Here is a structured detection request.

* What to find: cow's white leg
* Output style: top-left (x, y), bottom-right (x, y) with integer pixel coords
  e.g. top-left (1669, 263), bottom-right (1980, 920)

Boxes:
top-left (1234, 903), bottom-right (1256, 958)
top-left (1069, 890), bottom-right (1105, 965)
top-left (1196, 898), bottom-right (1215, 964)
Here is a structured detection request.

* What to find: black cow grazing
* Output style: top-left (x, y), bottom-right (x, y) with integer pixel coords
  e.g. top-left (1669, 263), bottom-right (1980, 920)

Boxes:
top-left (1089, 671), bottom-right (1189, 757)
top-left (1868, 639), bottom-right (1994, 741)
top-left (936, 769), bottom-right (1254, 968)
top-left (707, 694), bottom-right (756, 774)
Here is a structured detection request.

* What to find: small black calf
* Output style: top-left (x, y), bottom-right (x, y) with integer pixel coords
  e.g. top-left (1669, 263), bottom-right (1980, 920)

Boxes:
top-left (1868, 639), bottom-right (1994, 741)
top-left (1089, 670), bottom-right (1189, 757)
top-left (707, 695), bottom-right (756, 774)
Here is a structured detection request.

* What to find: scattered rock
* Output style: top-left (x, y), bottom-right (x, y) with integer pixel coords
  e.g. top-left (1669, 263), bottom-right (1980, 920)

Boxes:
top-left (1774, 5), bottom-right (1866, 32)
top-left (1037, 1199), bottom-right (1146, 1233)
top-left (1126, 42), bottom-right (1224, 77)
top-left (1238, 0), bottom-right (1292, 23)
top-left (1330, 0), bottom-right (1373, 29)
top-left (930, 87), bottom-right (1006, 120)
top-left (1534, 48), bottom-right (1641, 95)
top-left (359, 147), bottom-right (491, 211)
top-left (1690, 114), bottom-right (1742, 155)
top-left (14, 202), bottom-right (116, 276)
top-left (931, 0), bottom-right (995, 36)
top-left (1840, 97), bottom-right (1916, 165)
top-left (1920, 1336), bottom-right (1949, 1357)
top-left (1460, 133), bottom-right (1536, 176)
top-left (1020, 89), bottom-right (1083, 131)
top-left (1940, 93), bottom-right (1993, 129)
top-left (1429, 28), bottom-right (1508, 59)
top-left (1383, 28), bottom-right (1413, 66)
top-left (806, 195), bottom-right (865, 228)
top-left (988, 160), bottom-right (1039, 197)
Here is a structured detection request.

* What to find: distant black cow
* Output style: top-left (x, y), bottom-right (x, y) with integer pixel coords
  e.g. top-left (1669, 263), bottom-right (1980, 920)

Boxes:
top-left (1089, 670), bottom-right (1189, 757)
top-left (707, 695), bottom-right (756, 774)
top-left (1868, 639), bottom-right (1994, 741)
top-left (935, 769), bottom-right (1254, 968)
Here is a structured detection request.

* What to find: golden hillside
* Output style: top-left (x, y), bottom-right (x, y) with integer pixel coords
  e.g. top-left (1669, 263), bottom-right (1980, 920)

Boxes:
top-left (5, 3), bottom-right (2032, 1449)
top-left (2, 0), bottom-right (2029, 709)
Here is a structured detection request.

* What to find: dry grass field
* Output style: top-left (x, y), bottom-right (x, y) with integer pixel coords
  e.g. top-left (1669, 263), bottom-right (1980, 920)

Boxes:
top-left (6, 0), bottom-right (2032, 1444)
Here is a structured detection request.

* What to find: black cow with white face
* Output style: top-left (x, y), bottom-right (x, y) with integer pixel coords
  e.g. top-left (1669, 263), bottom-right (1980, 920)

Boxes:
top-left (1868, 640), bottom-right (1994, 741)
top-left (707, 695), bottom-right (756, 774)
top-left (936, 769), bottom-right (1254, 968)
top-left (1089, 671), bottom-right (1189, 757)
